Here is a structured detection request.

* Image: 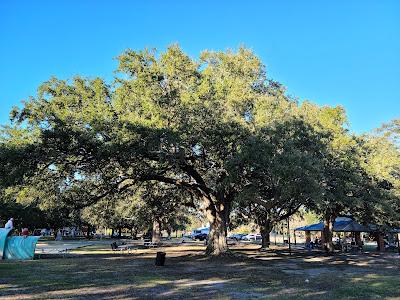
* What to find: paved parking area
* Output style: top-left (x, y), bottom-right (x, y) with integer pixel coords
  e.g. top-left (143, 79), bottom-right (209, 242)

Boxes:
top-left (35, 240), bottom-right (109, 254)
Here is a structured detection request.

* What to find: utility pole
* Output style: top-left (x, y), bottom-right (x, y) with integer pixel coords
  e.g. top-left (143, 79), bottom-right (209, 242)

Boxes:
top-left (287, 218), bottom-right (292, 256)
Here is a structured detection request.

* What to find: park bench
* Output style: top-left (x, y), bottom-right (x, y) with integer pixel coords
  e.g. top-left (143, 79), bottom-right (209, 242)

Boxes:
top-left (143, 239), bottom-right (157, 248)
top-left (111, 242), bottom-right (123, 251)
top-left (111, 241), bottom-right (135, 253)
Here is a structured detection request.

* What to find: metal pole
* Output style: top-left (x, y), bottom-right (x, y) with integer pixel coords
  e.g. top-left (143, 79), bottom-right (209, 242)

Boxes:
top-left (282, 223), bottom-right (284, 244)
top-left (397, 233), bottom-right (400, 255)
top-left (287, 218), bottom-right (291, 255)
top-left (294, 230), bottom-right (297, 245)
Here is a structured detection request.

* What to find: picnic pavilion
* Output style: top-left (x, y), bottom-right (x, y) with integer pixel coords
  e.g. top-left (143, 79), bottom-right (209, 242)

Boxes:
top-left (294, 217), bottom-right (399, 251)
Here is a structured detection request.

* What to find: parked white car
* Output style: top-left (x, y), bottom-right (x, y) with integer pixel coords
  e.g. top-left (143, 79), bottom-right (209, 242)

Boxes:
top-left (243, 233), bottom-right (262, 241)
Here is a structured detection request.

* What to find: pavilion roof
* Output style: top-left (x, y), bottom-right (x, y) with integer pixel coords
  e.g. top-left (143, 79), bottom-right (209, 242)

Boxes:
top-left (294, 217), bottom-right (372, 232)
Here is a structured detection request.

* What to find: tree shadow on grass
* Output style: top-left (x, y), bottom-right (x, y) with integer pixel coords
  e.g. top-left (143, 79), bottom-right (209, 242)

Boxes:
top-left (1, 247), bottom-right (399, 299)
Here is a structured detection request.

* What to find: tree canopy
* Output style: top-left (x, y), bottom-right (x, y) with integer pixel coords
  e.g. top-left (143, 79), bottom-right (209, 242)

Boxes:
top-left (0, 45), bottom-right (399, 255)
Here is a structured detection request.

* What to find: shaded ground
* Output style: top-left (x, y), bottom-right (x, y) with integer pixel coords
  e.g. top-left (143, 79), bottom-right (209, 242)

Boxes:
top-left (1, 242), bottom-right (399, 299)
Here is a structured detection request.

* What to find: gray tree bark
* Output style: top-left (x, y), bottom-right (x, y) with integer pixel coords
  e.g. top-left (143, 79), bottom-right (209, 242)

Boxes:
top-left (204, 195), bottom-right (229, 256)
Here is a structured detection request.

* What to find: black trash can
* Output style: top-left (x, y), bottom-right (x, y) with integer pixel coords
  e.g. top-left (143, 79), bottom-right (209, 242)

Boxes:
top-left (155, 251), bottom-right (166, 266)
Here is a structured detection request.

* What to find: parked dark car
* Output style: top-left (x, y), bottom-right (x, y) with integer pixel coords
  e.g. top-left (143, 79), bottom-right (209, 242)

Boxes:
top-left (192, 232), bottom-right (208, 241)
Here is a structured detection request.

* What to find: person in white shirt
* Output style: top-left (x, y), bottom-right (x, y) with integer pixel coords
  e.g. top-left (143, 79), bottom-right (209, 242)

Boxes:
top-left (4, 218), bottom-right (14, 230)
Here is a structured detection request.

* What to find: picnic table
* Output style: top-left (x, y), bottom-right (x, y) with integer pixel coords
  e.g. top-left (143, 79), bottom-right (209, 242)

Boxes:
top-left (341, 242), bottom-right (362, 252)
top-left (143, 239), bottom-right (157, 248)
top-left (110, 240), bottom-right (158, 253)
top-left (111, 241), bottom-right (136, 253)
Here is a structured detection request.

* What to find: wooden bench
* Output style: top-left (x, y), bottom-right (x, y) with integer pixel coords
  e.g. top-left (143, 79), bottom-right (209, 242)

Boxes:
top-left (111, 242), bottom-right (135, 253)
top-left (143, 240), bottom-right (157, 248)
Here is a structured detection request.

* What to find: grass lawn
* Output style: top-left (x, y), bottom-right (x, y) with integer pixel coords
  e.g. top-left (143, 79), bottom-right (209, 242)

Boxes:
top-left (0, 242), bottom-right (399, 299)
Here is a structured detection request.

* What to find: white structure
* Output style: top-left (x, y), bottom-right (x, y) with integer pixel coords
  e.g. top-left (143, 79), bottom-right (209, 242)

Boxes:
top-left (4, 218), bottom-right (13, 230)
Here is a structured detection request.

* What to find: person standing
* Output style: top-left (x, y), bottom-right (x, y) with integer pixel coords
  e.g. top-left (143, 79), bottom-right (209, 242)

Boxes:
top-left (4, 218), bottom-right (14, 230)
top-left (55, 229), bottom-right (63, 241)
top-left (22, 228), bottom-right (29, 238)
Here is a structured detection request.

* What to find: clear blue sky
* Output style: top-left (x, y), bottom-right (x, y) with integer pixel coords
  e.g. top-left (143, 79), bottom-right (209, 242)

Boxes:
top-left (1, 1), bottom-right (399, 133)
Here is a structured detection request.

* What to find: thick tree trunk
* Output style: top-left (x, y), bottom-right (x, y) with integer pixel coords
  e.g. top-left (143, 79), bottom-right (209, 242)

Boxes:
top-left (204, 196), bottom-right (229, 256)
top-left (152, 219), bottom-right (161, 244)
top-left (166, 228), bottom-right (172, 239)
top-left (206, 212), bottom-right (228, 255)
top-left (87, 224), bottom-right (91, 239)
top-left (322, 215), bottom-right (335, 253)
top-left (377, 233), bottom-right (385, 252)
top-left (118, 227), bottom-right (122, 238)
top-left (260, 221), bottom-right (273, 249)
top-left (355, 232), bottom-right (362, 247)
top-left (305, 230), bottom-right (311, 244)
